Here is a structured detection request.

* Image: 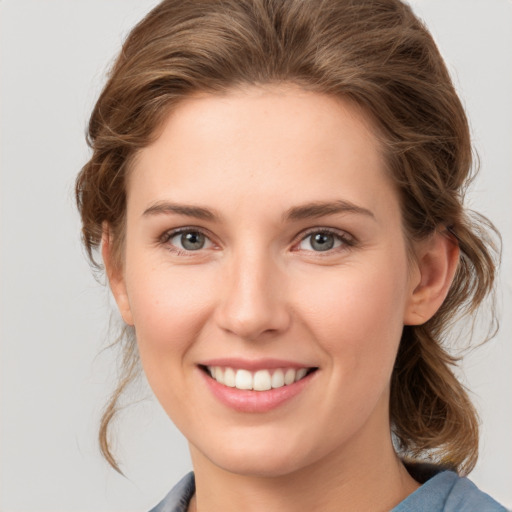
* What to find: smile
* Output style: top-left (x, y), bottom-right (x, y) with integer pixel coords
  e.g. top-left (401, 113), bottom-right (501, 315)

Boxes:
top-left (205, 366), bottom-right (316, 391)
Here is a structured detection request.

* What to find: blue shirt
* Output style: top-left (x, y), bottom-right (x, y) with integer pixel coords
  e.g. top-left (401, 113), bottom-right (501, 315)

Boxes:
top-left (149, 470), bottom-right (507, 511)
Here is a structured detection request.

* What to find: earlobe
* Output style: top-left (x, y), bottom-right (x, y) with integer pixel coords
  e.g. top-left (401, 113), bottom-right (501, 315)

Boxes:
top-left (101, 226), bottom-right (134, 326)
top-left (404, 230), bottom-right (460, 326)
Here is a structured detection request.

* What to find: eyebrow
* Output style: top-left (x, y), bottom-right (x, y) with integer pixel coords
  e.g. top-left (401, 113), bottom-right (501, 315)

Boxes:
top-left (142, 201), bottom-right (222, 221)
top-left (283, 200), bottom-right (375, 222)
top-left (142, 199), bottom-right (375, 222)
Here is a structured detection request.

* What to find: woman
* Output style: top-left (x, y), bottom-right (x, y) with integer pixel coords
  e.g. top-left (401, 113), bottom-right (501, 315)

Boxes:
top-left (76, 0), bottom-right (506, 510)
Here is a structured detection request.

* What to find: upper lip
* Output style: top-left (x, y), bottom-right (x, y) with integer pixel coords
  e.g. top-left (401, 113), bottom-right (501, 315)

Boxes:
top-left (198, 358), bottom-right (317, 371)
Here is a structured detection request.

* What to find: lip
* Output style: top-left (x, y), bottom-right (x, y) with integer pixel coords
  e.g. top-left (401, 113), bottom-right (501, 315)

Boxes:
top-left (198, 360), bottom-right (318, 413)
top-left (199, 357), bottom-right (312, 371)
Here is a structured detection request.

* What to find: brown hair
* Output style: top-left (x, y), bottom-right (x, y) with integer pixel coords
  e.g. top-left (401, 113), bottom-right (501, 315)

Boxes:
top-left (76, 0), bottom-right (499, 474)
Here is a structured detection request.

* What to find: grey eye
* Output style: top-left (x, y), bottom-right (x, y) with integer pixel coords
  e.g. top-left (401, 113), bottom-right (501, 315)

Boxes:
top-left (181, 232), bottom-right (205, 250)
top-left (171, 231), bottom-right (208, 251)
top-left (309, 232), bottom-right (335, 251)
top-left (298, 231), bottom-right (344, 252)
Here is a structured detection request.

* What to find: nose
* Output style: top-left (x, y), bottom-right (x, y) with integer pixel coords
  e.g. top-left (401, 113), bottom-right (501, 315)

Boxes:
top-left (214, 247), bottom-right (291, 341)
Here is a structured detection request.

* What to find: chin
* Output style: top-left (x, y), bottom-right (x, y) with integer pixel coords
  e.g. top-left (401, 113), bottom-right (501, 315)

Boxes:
top-left (194, 431), bottom-right (319, 479)
top-left (215, 454), bottom-right (306, 479)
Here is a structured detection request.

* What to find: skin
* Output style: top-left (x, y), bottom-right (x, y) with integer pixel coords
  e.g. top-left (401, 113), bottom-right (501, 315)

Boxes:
top-left (105, 84), bottom-right (459, 512)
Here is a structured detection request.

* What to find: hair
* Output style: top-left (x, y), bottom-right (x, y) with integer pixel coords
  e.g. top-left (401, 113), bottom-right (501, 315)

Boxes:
top-left (76, 0), bottom-right (499, 475)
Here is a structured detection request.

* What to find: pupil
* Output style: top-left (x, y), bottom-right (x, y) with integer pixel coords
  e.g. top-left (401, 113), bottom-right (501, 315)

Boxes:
top-left (312, 233), bottom-right (334, 251)
top-left (181, 232), bottom-right (205, 250)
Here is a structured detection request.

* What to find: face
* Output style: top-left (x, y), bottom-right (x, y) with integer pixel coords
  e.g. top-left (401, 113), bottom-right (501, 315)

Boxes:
top-left (110, 85), bottom-right (423, 478)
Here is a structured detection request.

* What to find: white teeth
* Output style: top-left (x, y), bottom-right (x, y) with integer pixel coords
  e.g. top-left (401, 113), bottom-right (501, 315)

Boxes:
top-left (224, 367), bottom-right (236, 387)
top-left (295, 368), bottom-right (308, 381)
top-left (215, 367), bottom-right (224, 385)
top-left (207, 366), bottom-right (312, 391)
top-left (235, 369), bottom-right (253, 390)
top-left (253, 370), bottom-right (272, 391)
top-left (284, 368), bottom-right (296, 385)
top-left (271, 369), bottom-right (285, 388)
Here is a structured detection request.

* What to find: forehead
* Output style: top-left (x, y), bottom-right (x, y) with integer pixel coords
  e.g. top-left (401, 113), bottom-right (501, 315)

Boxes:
top-left (128, 85), bottom-right (397, 224)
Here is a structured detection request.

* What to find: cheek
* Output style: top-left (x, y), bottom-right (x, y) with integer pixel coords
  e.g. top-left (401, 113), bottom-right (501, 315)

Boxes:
top-left (123, 264), bottom-right (217, 422)
top-left (124, 263), bottom-right (214, 364)
top-left (298, 258), bottom-right (409, 371)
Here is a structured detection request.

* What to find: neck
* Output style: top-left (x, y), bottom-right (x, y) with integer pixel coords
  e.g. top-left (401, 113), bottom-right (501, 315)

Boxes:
top-left (189, 424), bottom-right (419, 512)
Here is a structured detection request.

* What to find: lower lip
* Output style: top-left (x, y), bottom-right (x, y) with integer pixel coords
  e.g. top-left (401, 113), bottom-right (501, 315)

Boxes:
top-left (200, 369), bottom-right (316, 413)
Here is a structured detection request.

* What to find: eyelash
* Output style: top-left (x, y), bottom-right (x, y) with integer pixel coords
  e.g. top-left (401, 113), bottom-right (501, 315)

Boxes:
top-left (159, 226), bottom-right (356, 257)
top-left (295, 228), bottom-right (356, 255)
top-left (159, 227), bottom-right (215, 257)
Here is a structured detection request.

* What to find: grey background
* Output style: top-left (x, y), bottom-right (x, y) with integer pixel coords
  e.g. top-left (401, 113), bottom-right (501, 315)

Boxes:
top-left (1, 1), bottom-right (511, 510)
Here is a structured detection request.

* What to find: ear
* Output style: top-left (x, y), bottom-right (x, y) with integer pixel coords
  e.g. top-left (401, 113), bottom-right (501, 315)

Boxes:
top-left (404, 230), bottom-right (459, 326)
top-left (102, 225), bottom-right (134, 326)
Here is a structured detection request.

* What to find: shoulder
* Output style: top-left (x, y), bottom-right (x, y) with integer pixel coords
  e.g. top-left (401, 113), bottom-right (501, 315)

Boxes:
top-left (148, 472), bottom-right (195, 512)
top-left (150, 470), bottom-right (507, 512)
top-left (442, 474), bottom-right (508, 512)
top-left (393, 470), bottom-right (507, 512)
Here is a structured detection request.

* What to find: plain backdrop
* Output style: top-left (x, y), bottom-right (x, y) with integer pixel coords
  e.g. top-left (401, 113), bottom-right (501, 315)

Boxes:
top-left (1, 1), bottom-right (511, 511)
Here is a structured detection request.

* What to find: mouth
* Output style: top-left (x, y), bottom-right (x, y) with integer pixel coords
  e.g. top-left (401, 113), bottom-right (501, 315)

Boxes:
top-left (200, 365), bottom-right (318, 391)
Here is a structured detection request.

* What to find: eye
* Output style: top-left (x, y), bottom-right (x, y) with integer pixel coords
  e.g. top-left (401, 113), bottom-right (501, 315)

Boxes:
top-left (297, 229), bottom-right (353, 252)
top-left (162, 228), bottom-right (214, 254)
